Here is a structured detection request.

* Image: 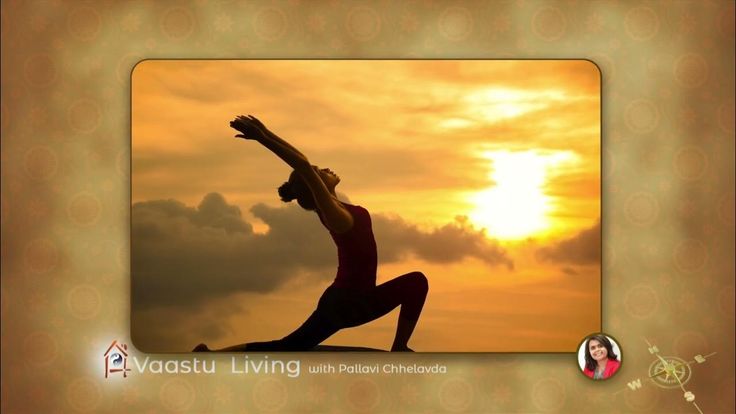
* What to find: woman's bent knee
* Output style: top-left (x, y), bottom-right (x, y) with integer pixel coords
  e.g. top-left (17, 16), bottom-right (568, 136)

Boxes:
top-left (409, 271), bottom-right (428, 294)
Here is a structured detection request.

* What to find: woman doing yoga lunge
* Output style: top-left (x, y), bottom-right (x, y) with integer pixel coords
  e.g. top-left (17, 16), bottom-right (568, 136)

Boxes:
top-left (193, 115), bottom-right (428, 352)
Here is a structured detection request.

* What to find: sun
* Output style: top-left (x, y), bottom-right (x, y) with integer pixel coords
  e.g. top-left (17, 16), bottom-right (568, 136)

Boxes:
top-left (468, 150), bottom-right (572, 240)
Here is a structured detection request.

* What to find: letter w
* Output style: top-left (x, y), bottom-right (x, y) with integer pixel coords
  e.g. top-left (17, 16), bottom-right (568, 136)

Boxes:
top-left (627, 379), bottom-right (643, 390)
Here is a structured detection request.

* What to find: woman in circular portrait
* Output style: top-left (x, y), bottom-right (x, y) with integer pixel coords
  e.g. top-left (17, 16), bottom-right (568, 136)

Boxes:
top-left (579, 333), bottom-right (622, 380)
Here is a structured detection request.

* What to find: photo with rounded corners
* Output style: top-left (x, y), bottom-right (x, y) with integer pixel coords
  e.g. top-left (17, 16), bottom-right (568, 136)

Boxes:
top-left (131, 59), bottom-right (602, 353)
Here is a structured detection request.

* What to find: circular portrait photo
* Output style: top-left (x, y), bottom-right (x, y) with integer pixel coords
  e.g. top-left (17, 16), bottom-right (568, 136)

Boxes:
top-left (577, 333), bottom-right (622, 380)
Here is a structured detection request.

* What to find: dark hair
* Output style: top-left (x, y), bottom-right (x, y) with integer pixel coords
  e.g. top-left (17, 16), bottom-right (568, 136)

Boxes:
top-left (278, 170), bottom-right (316, 211)
top-left (584, 334), bottom-right (618, 371)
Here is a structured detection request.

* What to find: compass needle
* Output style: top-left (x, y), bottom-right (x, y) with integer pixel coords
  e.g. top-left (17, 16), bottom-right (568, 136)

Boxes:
top-left (635, 340), bottom-right (714, 412)
top-left (647, 356), bottom-right (694, 390)
top-left (671, 366), bottom-right (688, 393)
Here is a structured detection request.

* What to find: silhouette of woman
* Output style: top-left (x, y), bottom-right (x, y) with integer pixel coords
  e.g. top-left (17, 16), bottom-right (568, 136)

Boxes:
top-left (193, 115), bottom-right (428, 352)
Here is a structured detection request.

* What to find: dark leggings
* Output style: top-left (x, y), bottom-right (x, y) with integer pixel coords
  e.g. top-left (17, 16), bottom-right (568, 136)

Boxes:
top-left (246, 271), bottom-right (428, 351)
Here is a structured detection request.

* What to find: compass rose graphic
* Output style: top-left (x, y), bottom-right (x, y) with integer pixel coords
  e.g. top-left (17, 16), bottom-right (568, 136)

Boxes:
top-left (615, 338), bottom-right (716, 414)
top-left (648, 355), bottom-right (692, 388)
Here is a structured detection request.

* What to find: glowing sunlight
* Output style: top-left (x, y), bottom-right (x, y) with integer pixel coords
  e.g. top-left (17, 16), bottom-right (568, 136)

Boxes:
top-left (464, 88), bottom-right (565, 123)
top-left (468, 150), bottom-right (576, 240)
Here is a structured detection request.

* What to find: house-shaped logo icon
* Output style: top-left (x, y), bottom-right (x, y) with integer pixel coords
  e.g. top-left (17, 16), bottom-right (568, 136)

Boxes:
top-left (104, 340), bottom-right (131, 378)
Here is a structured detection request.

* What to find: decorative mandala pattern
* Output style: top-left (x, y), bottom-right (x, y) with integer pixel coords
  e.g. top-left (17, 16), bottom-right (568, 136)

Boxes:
top-left (22, 331), bottom-right (58, 367)
top-left (624, 6), bottom-right (659, 41)
top-left (438, 7), bottom-right (473, 41)
top-left (23, 54), bottom-right (57, 87)
top-left (624, 99), bottom-right (660, 134)
top-left (346, 6), bottom-right (382, 42)
top-left (346, 378), bottom-right (381, 412)
top-left (66, 377), bottom-right (102, 413)
top-left (673, 145), bottom-right (708, 181)
top-left (673, 53), bottom-right (709, 88)
top-left (24, 238), bottom-right (59, 274)
top-left (159, 378), bottom-right (196, 412)
top-left (718, 101), bottom-right (735, 134)
top-left (624, 284), bottom-right (660, 319)
top-left (253, 7), bottom-right (288, 41)
top-left (531, 377), bottom-right (566, 412)
top-left (68, 99), bottom-right (102, 134)
top-left (673, 239), bottom-right (709, 273)
top-left (67, 192), bottom-right (102, 226)
top-left (67, 284), bottom-right (102, 320)
top-left (624, 191), bottom-right (659, 226)
top-left (252, 378), bottom-right (288, 413)
top-left (24, 146), bottom-right (59, 181)
top-left (438, 377), bottom-right (474, 412)
top-left (532, 6), bottom-right (566, 41)
top-left (160, 7), bottom-right (196, 40)
top-left (67, 6), bottom-right (101, 41)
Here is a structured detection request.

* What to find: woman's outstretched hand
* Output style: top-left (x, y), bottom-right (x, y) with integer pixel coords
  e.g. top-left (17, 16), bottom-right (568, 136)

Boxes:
top-left (230, 115), bottom-right (267, 140)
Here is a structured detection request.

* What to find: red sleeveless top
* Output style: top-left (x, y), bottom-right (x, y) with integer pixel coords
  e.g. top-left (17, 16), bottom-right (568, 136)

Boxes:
top-left (319, 203), bottom-right (377, 290)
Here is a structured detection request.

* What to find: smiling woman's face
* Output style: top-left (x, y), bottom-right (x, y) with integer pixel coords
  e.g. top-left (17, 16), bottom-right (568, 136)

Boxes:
top-left (588, 339), bottom-right (608, 361)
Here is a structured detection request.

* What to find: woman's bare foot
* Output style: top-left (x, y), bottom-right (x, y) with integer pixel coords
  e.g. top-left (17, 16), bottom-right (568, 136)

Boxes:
top-left (192, 343), bottom-right (210, 352)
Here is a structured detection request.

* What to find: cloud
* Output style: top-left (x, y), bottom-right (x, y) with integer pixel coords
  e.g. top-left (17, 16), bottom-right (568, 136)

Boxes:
top-left (132, 193), bottom-right (512, 310)
top-left (308, 146), bottom-right (492, 192)
top-left (132, 193), bottom-right (333, 310)
top-left (536, 220), bottom-right (601, 265)
top-left (131, 299), bottom-right (245, 352)
top-left (404, 60), bottom-right (600, 95)
top-left (372, 215), bottom-right (513, 269)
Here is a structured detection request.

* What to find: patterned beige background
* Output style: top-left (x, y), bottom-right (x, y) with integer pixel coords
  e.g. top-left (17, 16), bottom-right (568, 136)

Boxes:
top-left (1, 0), bottom-right (733, 413)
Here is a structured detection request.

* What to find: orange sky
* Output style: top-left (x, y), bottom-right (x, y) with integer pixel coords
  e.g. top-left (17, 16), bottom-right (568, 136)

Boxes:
top-left (131, 60), bottom-right (600, 352)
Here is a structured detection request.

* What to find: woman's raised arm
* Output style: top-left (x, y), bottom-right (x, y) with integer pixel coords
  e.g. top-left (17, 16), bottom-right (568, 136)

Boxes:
top-left (230, 115), bottom-right (353, 233)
